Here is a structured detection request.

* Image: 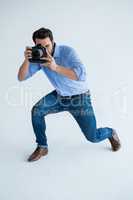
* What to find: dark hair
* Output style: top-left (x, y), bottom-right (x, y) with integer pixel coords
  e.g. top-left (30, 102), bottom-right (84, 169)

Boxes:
top-left (32, 27), bottom-right (54, 43)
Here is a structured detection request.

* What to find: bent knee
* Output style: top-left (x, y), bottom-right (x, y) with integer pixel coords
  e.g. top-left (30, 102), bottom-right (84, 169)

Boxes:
top-left (86, 136), bottom-right (98, 143)
top-left (31, 106), bottom-right (39, 117)
top-left (31, 105), bottom-right (47, 117)
top-left (83, 131), bottom-right (98, 143)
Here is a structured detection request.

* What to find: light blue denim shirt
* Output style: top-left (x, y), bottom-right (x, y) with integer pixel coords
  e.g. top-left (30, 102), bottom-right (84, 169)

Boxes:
top-left (18, 44), bottom-right (90, 96)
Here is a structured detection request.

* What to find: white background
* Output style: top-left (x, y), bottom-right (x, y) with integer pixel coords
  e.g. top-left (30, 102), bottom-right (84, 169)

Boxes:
top-left (0, 0), bottom-right (133, 199)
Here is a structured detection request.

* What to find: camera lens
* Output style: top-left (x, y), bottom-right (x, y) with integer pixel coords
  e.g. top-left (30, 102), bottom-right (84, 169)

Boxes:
top-left (32, 48), bottom-right (43, 59)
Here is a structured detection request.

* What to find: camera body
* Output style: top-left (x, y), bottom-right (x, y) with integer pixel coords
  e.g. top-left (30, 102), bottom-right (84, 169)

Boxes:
top-left (29, 44), bottom-right (48, 63)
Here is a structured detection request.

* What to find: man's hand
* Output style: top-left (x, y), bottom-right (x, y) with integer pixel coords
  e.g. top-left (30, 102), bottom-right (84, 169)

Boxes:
top-left (24, 46), bottom-right (32, 62)
top-left (40, 48), bottom-right (57, 71)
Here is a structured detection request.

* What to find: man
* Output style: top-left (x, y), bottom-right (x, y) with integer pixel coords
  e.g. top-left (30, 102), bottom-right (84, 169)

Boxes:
top-left (17, 27), bottom-right (121, 162)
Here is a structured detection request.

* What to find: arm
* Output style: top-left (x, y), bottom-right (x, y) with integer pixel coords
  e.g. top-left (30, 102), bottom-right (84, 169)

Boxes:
top-left (18, 47), bottom-right (32, 81)
top-left (55, 64), bottom-right (78, 80)
top-left (18, 59), bottom-right (30, 81)
top-left (17, 47), bottom-right (41, 81)
top-left (41, 55), bottom-right (78, 80)
top-left (65, 47), bottom-right (86, 81)
top-left (41, 47), bottom-right (86, 81)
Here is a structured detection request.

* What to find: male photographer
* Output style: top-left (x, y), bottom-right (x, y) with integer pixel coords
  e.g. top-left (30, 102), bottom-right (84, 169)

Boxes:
top-left (18, 27), bottom-right (121, 162)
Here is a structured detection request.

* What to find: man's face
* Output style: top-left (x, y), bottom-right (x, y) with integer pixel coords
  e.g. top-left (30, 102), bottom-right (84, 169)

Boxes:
top-left (35, 37), bottom-right (54, 55)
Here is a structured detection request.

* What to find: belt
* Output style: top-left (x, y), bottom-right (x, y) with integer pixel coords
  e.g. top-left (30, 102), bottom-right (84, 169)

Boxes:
top-left (57, 90), bottom-right (90, 99)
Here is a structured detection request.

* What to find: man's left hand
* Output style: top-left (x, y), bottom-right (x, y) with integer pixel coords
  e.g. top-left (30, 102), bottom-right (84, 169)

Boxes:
top-left (40, 48), bottom-right (57, 71)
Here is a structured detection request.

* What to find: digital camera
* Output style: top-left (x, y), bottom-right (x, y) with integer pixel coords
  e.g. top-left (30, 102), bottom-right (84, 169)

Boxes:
top-left (29, 44), bottom-right (48, 63)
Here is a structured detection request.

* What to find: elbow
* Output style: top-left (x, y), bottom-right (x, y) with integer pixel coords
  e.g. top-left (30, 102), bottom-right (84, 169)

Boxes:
top-left (78, 75), bottom-right (86, 81)
top-left (72, 67), bottom-right (86, 81)
top-left (17, 75), bottom-right (24, 82)
top-left (73, 71), bottom-right (86, 81)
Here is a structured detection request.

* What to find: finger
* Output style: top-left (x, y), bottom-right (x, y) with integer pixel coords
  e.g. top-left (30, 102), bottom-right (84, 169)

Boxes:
top-left (27, 55), bottom-right (32, 58)
top-left (26, 50), bottom-right (32, 53)
top-left (24, 52), bottom-right (31, 57)
top-left (45, 48), bottom-right (52, 58)
top-left (40, 62), bottom-right (50, 66)
top-left (26, 46), bottom-right (32, 50)
top-left (25, 53), bottom-right (32, 58)
top-left (25, 51), bottom-right (32, 56)
top-left (25, 52), bottom-right (32, 55)
top-left (43, 61), bottom-right (51, 65)
top-left (41, 57), bottom-right (51, 62)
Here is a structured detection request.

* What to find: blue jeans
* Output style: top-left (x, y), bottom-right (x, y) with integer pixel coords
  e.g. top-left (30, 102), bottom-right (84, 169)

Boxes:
top-left (31, 90), bottom-right (113, 148)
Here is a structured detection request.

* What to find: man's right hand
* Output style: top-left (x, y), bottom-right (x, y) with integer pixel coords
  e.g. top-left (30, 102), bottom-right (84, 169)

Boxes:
top-left (24, 46), bottom-right (32, 62)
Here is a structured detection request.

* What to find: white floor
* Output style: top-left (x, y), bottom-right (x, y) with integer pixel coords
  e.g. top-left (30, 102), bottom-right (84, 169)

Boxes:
top-left (0, 112), bottom-right (132, 200)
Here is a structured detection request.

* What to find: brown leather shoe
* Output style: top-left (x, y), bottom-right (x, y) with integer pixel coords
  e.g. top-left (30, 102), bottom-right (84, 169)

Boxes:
top-left (27, 147), bottom-right (48, 162)
top-left (108, 129), bottom-right (121, 151)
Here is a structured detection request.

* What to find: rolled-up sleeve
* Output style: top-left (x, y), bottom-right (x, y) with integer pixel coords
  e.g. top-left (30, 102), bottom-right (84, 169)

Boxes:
top-left (67, 47), bottom-right (86, 81)
top-left (18, 63), bottom-right (41, 81)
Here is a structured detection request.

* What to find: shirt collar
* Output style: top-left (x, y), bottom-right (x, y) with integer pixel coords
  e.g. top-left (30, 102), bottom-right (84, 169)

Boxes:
top-left (53, 43), bottom-right (60, 58)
